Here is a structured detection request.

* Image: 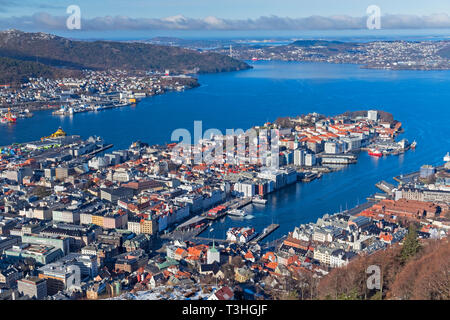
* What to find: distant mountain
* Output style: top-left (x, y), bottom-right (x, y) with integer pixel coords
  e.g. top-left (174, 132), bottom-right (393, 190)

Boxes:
top-left (0, 29), bottom-right (251, 83)
top-left (144, 37), bottom-right (231, 49)
top-left (290, 40), bottom-right (349, 47)
top-left (290, 39), bottom-right (359, 54)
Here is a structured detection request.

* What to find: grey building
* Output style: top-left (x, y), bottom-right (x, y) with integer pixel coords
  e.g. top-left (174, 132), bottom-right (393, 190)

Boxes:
top-left (17, 277), bottom-right (47, 299)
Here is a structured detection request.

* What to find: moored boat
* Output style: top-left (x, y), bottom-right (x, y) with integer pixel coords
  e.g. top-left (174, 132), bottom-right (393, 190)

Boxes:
top-left (228, 209), bottom-right (247, 217)
top-left (2, 108), bottom-right (17, 123)
top-left (252, 196), bottom-right (267, 205)
top-left (368, 148), bottom-right (383, 157)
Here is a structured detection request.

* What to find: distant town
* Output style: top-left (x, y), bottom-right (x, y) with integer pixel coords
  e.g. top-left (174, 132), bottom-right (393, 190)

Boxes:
top-left (0, 109), bottom-right (447, 300)
top-left (215, 40), bottom-right (450, 70)
top-left (0, 69), bottom-right (199, 122)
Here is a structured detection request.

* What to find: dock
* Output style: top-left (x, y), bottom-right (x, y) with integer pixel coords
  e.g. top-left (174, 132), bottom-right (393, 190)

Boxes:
top-left (375, 180), bottom-right (396, 195)
top-left (204, 197), bottom-right (252, 220)
top-left (84, 144), bottom-right (114, 157)
top-left (250, 224), bottom-right (279, 243)
top-left (191, 237), bottom-right (231, 244)
top-left (229, 198), bottom-right (252, 210)
top-left (394, 165), bottom-right (445, 184)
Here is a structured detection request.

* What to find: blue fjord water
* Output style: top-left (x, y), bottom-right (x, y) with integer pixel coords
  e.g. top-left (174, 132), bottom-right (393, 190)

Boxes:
top-left (1, 61), bottom-right (449, 240)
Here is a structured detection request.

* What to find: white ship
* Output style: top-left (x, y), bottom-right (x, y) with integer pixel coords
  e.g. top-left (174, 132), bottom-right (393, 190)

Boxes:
top-left (444, 152), bottom-right (450, 162)
top-left (228, 209), bottom-right (247, 217)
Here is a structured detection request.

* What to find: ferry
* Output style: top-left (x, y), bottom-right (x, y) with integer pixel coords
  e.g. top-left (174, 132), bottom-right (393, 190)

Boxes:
top-left (368, 148), bottom-right (383, 157)
top-left (228, 209), bottom-right (247, 217)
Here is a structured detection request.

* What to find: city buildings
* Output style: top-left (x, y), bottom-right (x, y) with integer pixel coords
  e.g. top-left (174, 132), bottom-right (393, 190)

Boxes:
top-left (0, 109), bottom-right (446, 300)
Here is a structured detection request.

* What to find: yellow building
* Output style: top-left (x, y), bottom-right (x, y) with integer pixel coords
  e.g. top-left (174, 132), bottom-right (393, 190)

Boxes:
top-left (140, 219), bottom-right (158, 235)
top-left (91, 215), bottom-right (104, 228)
top-left (234, 267), bottom-right (253, 283)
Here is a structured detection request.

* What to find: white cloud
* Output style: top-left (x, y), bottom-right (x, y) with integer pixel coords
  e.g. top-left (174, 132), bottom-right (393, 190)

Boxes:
top-left (1, 12), bottom-right (450, 31)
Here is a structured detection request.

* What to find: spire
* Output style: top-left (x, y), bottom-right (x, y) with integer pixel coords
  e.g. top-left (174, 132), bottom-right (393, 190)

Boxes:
top-left (209, 239), bottom-right (218, 253)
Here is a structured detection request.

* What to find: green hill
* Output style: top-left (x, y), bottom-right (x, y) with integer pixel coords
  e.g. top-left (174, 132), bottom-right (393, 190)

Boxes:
top-left (0, 29), bottom-right (251, 83)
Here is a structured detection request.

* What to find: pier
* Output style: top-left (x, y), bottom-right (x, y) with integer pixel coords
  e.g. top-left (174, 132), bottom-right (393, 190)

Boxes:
top-left (229, 197), bottom-right (252, 210)
top-left (250, 224), bottom-right (280, 244)
top-left (191, 237), bottom-right (231, 244)
top-left (375, 180), bottom-right (396, 195)
top-left (84, 144), bottom-right (114, 157)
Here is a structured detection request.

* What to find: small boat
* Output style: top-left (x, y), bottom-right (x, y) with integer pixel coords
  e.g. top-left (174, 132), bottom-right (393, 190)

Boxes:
top-left (410, 140), bottom-right (417, 149)
top-left (228, 209), bottom-right (247, 217)
top-left (368, 148), bottom-right (383, 157)
top-left (252, 196), bottom-right (267, 205)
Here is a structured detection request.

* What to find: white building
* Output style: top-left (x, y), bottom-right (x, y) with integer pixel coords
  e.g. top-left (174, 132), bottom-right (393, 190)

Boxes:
top-left (305, 153), bottom-right (316, 167)
top-left (294, 149), bottom-right (306, 166)
top-left (367, 110), bottom-right (378, 122)
top-left (234, 181), bottom-right (255, 198)
top-left (127, 220), bottom-right (141, 234)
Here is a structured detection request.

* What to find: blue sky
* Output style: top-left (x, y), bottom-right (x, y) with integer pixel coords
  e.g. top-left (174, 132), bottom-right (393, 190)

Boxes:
top-left (0, 0), bottom-right (449, 31)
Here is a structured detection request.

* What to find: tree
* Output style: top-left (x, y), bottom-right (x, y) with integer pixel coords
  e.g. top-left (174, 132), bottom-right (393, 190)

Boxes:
top-left (370, 291), bottom-right (382, 300)
top-left (400, 224), bottom-right (421, 263)
top-left (281, 290), bottom-right (299, 300)
top-left (221, 263), bottom-right (235, 282)
top-left (337, 288), bottom-right (360, 300)
top-left (32, 186), bottom-right (52, 199)
top-left (231, 256), bottom-right (244, 268)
